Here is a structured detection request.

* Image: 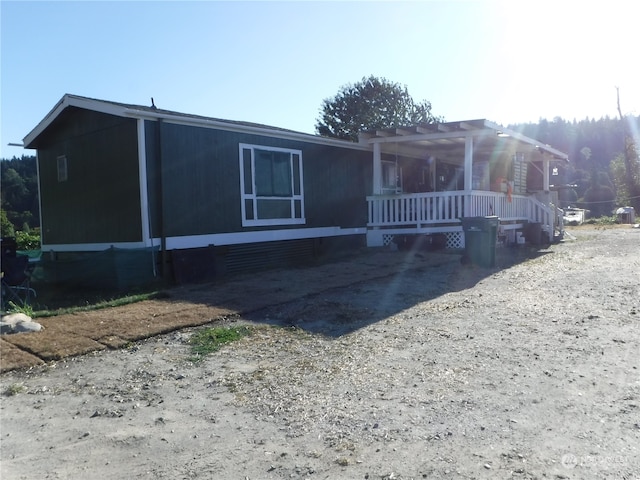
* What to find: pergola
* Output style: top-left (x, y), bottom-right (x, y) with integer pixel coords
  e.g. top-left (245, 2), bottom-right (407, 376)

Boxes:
top-left (358, 119), bottom-right (568, 195)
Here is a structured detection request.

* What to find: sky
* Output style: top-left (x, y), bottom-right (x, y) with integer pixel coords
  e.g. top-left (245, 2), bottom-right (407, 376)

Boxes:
top-left (1, 0), bottom-right (639, 159)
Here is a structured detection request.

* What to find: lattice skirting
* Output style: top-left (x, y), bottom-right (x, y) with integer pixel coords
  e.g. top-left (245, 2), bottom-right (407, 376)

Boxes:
top-left (446, 232), bottom-right (464, 249)
top-left (382, 232), bottom-right (464, 249)
top-left (382, 234), bottom-right (395, 246)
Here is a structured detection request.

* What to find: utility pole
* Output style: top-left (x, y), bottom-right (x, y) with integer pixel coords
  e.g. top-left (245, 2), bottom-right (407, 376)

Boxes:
top-left (615, 87), bottom-right (640, 211)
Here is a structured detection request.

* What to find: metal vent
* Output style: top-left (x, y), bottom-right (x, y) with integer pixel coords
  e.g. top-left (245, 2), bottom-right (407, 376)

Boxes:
top-left (223, 239), bottom-right (316, 276)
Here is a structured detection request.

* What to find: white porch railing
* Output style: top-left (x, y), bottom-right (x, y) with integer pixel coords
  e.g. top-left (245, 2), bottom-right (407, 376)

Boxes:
top-left (367, 191), bottom-right (555, 232)
top-left (367, 191), bottom-right (464, 226)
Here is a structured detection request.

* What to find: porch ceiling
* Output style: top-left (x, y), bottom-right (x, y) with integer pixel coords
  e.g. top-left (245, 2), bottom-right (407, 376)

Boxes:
top-left (359, 119), bottom-right (569, 165)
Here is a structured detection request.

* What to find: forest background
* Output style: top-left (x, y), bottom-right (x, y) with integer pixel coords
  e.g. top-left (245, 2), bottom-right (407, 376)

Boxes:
top-left (2, 114), bottom-right (640, 250)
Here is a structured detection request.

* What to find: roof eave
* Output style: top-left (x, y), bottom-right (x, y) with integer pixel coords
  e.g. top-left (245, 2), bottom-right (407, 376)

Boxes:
top-left (121, 107), bottom-right (370, 151)
top-left (23, 94), bottom-right (130, 148)
top-left (488, 121), bottom-right (569, 161)
top-left (23, 94), bottom-right (370, 152)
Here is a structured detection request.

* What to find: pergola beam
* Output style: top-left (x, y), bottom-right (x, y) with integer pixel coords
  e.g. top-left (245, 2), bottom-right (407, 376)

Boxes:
top-left (361, 119), bottom-right (568, 162)
top-left (364, 128), bottom-right (496, 145)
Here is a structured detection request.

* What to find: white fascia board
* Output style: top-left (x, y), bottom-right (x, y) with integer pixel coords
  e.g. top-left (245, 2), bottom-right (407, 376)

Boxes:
top-left (23, 94), bottom-right (129, 147)
top-left (123, 109), bottom-right (371, 152)
top-left (40, 241), bottom-right (150, 252)
top-left (40, 227), bottom-right (366, 252)
top-left (23, 97), bottom-right (68, 147)
top-left (364, 128), bottom-right (497, 145)
top-left (164, 227), bottom-right (366, 250)
top-left (64, 94), bottom-right (128, 116)
top-left (25, 94), bottom-right (370, 153)
top-left (485, 120), bottom-right (569, 161)
top-left (23, 95), bottom-right (69, 146)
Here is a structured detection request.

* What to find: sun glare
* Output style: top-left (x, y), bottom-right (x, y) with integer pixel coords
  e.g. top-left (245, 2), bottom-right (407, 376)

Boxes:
top-left (487, 1), bottom-right (639, 123)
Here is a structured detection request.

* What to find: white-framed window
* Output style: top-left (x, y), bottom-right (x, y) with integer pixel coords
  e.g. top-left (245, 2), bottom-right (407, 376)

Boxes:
top-left (57, 155), bottom-right (68, 182)
top-left (239, 143), bottom-right (305, 227)
top-left (512, 152), bottom-right (527, 195)
top-left (382, 161), bottom-right (402, 194)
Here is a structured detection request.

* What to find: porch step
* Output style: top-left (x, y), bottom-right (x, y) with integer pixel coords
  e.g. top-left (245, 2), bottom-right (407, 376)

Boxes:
top-left (521, 223), bottom-right (551, 247)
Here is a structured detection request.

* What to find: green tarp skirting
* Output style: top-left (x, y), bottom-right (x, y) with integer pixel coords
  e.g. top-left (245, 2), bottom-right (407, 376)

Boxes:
top-left (28, 246), bottom-right (160, 290)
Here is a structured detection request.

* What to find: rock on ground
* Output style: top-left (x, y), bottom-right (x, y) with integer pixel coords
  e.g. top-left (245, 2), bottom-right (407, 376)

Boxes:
top-left (0, 312), bottom-right (42, 334)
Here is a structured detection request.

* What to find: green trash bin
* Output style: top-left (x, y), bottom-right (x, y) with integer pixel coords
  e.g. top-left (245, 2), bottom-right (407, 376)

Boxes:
top-left (460, 216), bottom-right (499, 267)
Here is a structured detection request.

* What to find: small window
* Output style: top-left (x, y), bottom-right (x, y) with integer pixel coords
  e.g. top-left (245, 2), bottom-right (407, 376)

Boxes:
top-left (382, 161), bottom-right (402, 193)
top-left (512, 152), bottom-right (527, 195)
top-left (57, 155), bottom-right (68, 182)
top-left (239, 144), bottom-right (304, 227)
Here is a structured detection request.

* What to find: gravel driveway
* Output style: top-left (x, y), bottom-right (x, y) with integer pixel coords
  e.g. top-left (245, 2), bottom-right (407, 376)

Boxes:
top-left (1, 226), bottom-right (639, 480)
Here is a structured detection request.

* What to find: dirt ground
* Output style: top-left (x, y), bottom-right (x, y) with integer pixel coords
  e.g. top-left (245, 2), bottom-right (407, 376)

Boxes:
top-left (1, 226), bottom-right (639, 480)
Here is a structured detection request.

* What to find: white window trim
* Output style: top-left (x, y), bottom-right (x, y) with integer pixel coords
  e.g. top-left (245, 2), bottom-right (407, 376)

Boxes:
top-left (239, 143), bottom-right (305, 227)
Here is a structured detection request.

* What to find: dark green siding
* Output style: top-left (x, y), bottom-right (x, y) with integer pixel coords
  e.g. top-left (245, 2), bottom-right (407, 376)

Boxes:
top-left (37, 108), bottom-right (141, 244)
top-left (145, 121), bottom-right (371, 237)
top-left (303, 143), bottom-right (371, 228)
top-left (147, 121), bottom-right (242, 237)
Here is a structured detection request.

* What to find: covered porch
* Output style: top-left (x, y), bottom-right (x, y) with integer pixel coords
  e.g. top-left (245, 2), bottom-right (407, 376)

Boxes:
top-left (359, 120), bottom-right (568, 248)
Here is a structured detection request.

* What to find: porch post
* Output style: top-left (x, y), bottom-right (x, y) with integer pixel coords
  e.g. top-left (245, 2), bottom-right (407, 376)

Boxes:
top-left (464, 135), bottom-right (474, 217)
top-left (542, 155), bottom-right (550, 191)
top-left (373, 142), bottom-right (382, 194)
top-left (464, 135), bottom-right (473, 192)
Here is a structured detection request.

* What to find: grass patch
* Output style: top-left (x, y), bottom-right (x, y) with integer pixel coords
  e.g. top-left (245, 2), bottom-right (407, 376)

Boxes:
top-left (5, 301), bottom-right (35, 318)
top-left (4, 383), bottom-right (26, 396)
top-left (189, 325), bottom-right (252, 362)
top-left (32, 291), bottom-right (168, 318)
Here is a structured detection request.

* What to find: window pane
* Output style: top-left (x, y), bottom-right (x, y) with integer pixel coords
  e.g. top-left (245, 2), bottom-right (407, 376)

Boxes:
top-left (255, 150), bottom-right (292, 197)
top-left (272, 155), bottom-right (292, 196)
top-left (243, 149), bottom-right (253, 194)
top-left (383, 162), bottom-right (396, 188)
top-left (257, 199), bottom-right (291, 219)
top-left (292, 154), bottom-right (301, 195)
top-left (245, 199), bottom-right (254, 220)
top-left (255, 150), bottom-right (272, 195)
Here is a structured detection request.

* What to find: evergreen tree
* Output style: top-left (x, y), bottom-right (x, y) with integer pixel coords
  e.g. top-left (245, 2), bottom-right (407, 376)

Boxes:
top-left (1, 208), bottom-right (15, 238)
top-left (1, 155), bottom-right (39, 231)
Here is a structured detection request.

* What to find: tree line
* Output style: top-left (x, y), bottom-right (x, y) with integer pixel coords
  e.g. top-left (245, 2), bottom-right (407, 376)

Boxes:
top-left (511, 116), bottom-right (640, 216)
top-left (1, 155), bottom-right (39, 244)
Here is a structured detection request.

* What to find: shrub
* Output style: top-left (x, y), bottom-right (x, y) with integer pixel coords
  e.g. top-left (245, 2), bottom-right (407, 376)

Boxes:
top-left (583, 215), bottom-right (617, 226)
top-left (15, 228), bottom-right (40, 250)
